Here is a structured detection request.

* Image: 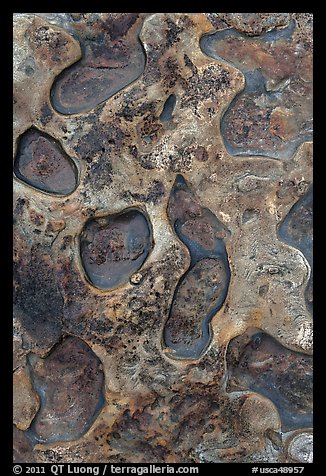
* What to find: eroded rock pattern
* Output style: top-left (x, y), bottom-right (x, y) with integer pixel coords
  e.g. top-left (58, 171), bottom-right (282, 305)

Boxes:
top-left (14, 127), bottom-right (78, 195)
top-left (51, 14), bottom-right (147, 114)
top-left (226, 328), bottom-right (313, 431)
top-left (13, 12), bottom-right (313, 464)
top-left (278, 187), bottom-right (313, 312)
top-left (201, 17), bottom-right (312, 158)
top-left (163, 175), bottom-right (230, 359)
top-left (80, 208), bottom-right (153, 290)
top-left (28, 336), bottom-right (105, 443)
top-left (13, 426), bottom-right (35, 464)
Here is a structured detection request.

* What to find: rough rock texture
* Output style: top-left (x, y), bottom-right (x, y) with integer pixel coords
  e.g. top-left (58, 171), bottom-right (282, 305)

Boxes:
top-left (13, 13), bottom-right (313, 463)
top-left (14, 127), bottom-right (78, 195)
top-left (226, 328), bottom-right (313, 432)
top-left (28, 336), bottom-right (105, 443)
top-left (13, 366), bottom-right (40, 431)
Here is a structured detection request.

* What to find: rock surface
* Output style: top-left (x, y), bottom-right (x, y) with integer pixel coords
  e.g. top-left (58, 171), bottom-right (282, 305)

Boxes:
top-left (13, 12), bottom-right (313, 463)
top-left (13, 366), bottom-right (40, 431)
top-left (28, 336), bottom-right (105, 443)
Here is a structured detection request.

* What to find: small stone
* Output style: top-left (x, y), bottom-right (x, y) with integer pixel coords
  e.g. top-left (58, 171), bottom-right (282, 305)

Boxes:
top-left (287, 432), bottom-right (313, 463)
top-left (13, 366), bottom-right (40, 431)
top-left (259, 284), bottom-right (269, 297)
top-left (46, 219), bottom-right (66, 234)
top-left (130, 272), bottom-right (144, 285)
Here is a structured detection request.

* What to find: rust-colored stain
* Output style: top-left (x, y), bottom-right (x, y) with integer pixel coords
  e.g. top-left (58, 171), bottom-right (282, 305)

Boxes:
top-left (226, 328), bottom-right (313, 432)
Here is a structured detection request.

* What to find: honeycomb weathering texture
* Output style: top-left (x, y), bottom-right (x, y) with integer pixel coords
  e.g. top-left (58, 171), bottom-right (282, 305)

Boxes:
top-left (50, 14), bottom-right (146, 115)
top-left (200, 19), bottom-right (312, 159)
top-left (13, 13), bottom-right (313, 464)
top-left (163, 174), bottom-right (231, 359)
top-left (278, 187), bottom-right (313, 313)
top-left (14, 127), bottom-right (78, 195)
top-left (28, 336), bottom-right (105, 443)
top-left (226, 329), bottom-right (313, 432)
top-left (79, 208), bottom-right (153, 290)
